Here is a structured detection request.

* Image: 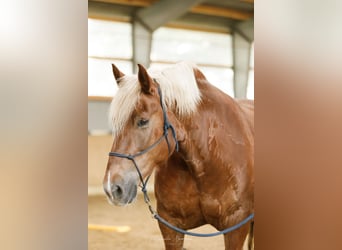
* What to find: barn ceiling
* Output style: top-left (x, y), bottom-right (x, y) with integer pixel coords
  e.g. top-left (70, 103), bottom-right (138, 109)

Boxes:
top-left (88, 0), bottom-right (254, 34)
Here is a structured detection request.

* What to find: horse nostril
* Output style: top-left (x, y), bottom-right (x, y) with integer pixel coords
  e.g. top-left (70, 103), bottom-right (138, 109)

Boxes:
top-left (112, 184), bottom-right (123, 199)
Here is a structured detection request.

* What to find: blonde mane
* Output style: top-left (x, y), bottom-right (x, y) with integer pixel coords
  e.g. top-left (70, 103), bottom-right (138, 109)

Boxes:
top-left (109, 62), bottom-right (202, 138)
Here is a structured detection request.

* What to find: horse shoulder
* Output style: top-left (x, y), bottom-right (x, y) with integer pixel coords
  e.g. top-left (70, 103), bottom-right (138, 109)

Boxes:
top-left (236, 99), bottom-right (254, 133)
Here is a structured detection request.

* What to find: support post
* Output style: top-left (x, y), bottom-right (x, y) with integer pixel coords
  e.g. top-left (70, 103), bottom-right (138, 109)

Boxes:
top-left (132, 19), bottom-right (153, 73)
top-left (232, 19), bottom-right (253, 98)
top-left (132, 0), bottom-right (205, 72)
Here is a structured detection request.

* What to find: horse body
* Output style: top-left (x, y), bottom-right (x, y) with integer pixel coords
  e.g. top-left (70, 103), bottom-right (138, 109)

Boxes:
top-left (104, 62), bottom-right (254, 250)
top-left (154, 72), bottom-right (254, 249)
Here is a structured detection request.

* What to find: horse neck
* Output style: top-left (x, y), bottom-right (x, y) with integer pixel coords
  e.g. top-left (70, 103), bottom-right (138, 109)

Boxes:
top-left (176, 81), bottom-right (252, 188)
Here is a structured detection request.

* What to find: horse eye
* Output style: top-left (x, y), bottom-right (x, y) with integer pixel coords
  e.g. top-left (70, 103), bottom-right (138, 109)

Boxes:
top-left (137, 119), bottom-right (149, 127)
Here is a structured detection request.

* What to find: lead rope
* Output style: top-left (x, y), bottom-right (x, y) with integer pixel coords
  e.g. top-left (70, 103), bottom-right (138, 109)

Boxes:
top-left (109, 85), bottom-right (254, 237)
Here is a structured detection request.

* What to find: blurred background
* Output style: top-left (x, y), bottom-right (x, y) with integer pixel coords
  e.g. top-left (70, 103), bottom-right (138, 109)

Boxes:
top-left (1, 0), bottom-right (342, 249)
top-left (88, 0), bottom-right (254, 249)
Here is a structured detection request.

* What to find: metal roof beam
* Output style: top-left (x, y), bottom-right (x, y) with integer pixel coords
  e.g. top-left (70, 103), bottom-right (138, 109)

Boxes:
top-left (233, 31), bottom-right (251, 98)
top-left (234, 18), bottom-right (253, 43)
top-left (136, 0), bottom-right (206, 31)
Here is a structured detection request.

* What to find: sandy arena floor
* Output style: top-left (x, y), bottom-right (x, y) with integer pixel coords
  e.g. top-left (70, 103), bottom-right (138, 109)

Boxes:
top-left (88, 193), bottom-right (228, 250)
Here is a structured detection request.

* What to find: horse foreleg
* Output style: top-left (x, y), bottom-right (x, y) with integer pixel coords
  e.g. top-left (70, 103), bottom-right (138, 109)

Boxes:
top-left (158, 221), bottom-right (185, 250)
top-left (247, 221), bottom-right (254, 250)
top-left (223, 223), bottom-right (250, 250)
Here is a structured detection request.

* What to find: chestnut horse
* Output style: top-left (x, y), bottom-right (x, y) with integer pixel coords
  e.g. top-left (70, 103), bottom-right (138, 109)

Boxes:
top-left (103, 62), bottom-right (254, 250)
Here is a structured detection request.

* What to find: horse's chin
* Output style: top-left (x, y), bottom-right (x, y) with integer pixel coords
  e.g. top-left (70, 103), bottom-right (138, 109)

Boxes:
top-left (106, 197), bottom-right (137, 207)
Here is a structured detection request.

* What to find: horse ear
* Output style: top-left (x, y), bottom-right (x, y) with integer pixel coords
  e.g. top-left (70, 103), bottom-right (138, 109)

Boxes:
top-left (112, 64), bottom-right (125, 86)
top-left (137, 64), bottom-right (154, 94)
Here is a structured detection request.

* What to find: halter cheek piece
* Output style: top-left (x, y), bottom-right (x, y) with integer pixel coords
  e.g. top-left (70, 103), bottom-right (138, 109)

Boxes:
top-left (109, 83), bottom-right (254, 237)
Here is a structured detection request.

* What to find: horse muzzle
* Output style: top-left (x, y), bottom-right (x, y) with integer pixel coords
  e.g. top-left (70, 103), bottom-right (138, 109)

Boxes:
top-left (103, 175), bottom-right (138, 206)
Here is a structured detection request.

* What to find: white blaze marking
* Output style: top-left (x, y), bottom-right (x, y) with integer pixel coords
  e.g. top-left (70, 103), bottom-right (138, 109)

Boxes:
top-left (107, 171), bottom-right (112, 198)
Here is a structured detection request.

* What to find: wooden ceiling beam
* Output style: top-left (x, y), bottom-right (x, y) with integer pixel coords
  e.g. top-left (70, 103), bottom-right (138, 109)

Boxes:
top-left (90, 0), bottom-right (156, 7)
top-left (241, 0), bottom-right (254, 3)
top-left (90, 0), bottom-right (253, 20)
top-left (191, 4), bottom-right (253, 20)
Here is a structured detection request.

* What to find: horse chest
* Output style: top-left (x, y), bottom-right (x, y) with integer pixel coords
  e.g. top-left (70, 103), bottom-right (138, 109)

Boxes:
top-left (199, 193), bottom-right (240, 226)
top-left (199, 195), bottom-right (223, 218)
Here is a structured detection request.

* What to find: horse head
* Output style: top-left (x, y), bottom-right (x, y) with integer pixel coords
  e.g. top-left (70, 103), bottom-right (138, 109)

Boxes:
top-left (103, 64), bottom-right (184, 206)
